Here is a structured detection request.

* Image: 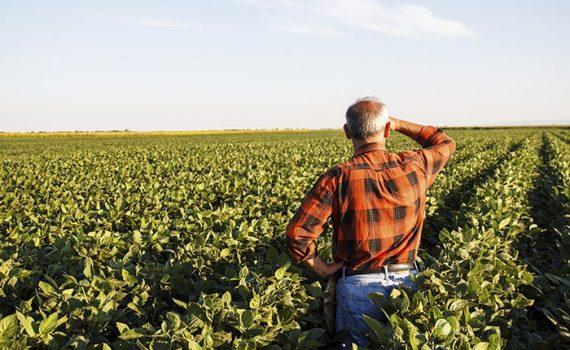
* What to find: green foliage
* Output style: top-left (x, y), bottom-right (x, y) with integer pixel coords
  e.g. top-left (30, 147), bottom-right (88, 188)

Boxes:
top-left (0, 129), bottom-right (568, 348)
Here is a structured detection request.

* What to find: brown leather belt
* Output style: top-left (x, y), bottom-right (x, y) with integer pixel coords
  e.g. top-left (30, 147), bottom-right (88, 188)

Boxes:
top-left (344, 262), bottom-right (416, 277)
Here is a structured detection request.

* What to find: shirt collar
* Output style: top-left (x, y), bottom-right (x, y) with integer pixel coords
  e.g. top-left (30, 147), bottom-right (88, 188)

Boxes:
top-left (353, 142), bottom-right (386, 157)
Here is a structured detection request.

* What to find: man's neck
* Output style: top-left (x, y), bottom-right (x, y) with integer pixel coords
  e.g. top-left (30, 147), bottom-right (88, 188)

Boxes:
top-left (352, 137), bottom-right (386, 152)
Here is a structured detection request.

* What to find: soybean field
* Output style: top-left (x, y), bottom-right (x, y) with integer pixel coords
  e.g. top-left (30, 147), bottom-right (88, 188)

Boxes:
top-left (0, 128), bottom-right (569, 349)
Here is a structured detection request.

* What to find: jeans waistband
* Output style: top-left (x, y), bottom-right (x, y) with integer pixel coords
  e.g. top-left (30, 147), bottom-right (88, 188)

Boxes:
top-left (341, 268), bottom-right (417, 282)
top-left (344, 262), bottom-right (417, 277)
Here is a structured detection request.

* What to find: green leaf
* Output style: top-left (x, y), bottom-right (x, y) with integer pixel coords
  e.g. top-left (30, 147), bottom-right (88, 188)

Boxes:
top-left (223, 291), bottom-right (232, 306)
top-left (249, 295), bottom-right (260, 309)
top-left (240, 310), bottom-right (254, 328)
top-left (463, 306), bottom-right (471, 324)
top-left (173, 298), bottom-right (188, 309)
top-left (449, 299), bottom-right (468, 312)
top-left (119, 328), bottom-right (147, 340)
top-left (521, 270), bottom-right (533, 284)
top-left (166, 312), bottom-right (181, 328)
top-left (121, 269), bottom-right (137, 284)
top-left (390, 288), bottom-right (402, 298)
top-left (38, 281), bottom-right (55, 295)
top-left (83, 257), bottom-right (94, 278)
top-left (297, 328), bottom-right (326, 348)
top-left (541, 307), bottom-right (560, 325)
top-left (278, 306), bottom-right (296, 324)
top-left (220, 248), bottom-right (231, 258)
top-left (498, 218), bottom-right (510, 230)
top-left (473, 342), bottom-right (489, 350)
top-left (363, 314), bottom-right (385, 339)
top-left (236, 339), bottom-right (256, 350)
top-left (445, 316), bottom-right (459, 333)
top-left (16, 312), bottom-right (36, 337)
top-left (488, 334), bottom-right (501, 350)
top-left (133, 230), bottom-right (142, 243)
top-left (458, 339), bottom-right (472, 350)
top-left (0, 314), bottom-right (18, 339)
top-left (368, 292), bottom-right (387, 310)
top-left (187, 340), bottom-right (202, 350)
top-left (116, 322), bottom-right (130, 334)
top-left (401, 290), bottom-right (410, 312)
top-left (434, 319), bottom-right (451, 338)
top-left (274, 262), bottom-right (291, 279)
top-left (408, 322), bottom-right (419, 350)
top-left (38, 313), bottom-right (59, 334)
top-left (307, 281), bottom-right (322, 297)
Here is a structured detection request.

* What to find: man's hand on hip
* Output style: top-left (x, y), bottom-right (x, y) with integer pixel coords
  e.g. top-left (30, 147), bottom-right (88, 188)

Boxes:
top-left (303, 256), bottom-right (344, 279)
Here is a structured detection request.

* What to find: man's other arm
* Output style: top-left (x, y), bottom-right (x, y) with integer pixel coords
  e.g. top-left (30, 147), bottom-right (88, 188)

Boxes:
top-left (285, 171), bottom-right (343, 279)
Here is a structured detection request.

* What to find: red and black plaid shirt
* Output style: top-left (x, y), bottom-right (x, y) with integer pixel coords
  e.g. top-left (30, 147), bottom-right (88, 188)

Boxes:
top-left (286, 126), bottom-right (456, 270)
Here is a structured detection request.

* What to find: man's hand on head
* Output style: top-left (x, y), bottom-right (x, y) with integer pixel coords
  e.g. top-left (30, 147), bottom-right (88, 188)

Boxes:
top-left (303, 256), bottom-right (344, 279)
top-left (389, 116), bottom-right (400, 131)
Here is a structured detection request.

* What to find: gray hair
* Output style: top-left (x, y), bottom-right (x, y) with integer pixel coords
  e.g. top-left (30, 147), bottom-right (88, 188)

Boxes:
top-left (345, 96), bottom-right (389, 140)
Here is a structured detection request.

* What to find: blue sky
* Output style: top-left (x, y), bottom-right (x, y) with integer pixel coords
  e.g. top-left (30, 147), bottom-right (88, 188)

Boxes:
top-left (1, 0), bottom-right (569, 131)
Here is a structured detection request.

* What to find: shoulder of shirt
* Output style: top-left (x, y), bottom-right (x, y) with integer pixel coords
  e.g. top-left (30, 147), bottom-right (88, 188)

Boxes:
top-left (326, 151), bottom-right (422, 175)
top-left (321, 165), bottom-right (343, 179)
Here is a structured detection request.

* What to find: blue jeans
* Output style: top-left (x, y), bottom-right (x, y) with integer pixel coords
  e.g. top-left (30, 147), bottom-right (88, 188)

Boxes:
top-left (335, 268), bottom-right (418, 346)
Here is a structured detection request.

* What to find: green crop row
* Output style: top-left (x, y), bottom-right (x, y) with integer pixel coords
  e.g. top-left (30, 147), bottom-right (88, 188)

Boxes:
top-left (421, 133), bottom-right (522, 256)
top-left (513, 133), bottom-right (570, 344)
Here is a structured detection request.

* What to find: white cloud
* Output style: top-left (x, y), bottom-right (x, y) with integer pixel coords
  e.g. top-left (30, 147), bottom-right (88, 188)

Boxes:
top-left (234, 0), bottom-right (474, 39)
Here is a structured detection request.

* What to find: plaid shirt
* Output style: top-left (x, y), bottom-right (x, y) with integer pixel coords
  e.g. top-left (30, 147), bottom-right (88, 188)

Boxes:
top-left (286, 126), bottom-right (456, 270)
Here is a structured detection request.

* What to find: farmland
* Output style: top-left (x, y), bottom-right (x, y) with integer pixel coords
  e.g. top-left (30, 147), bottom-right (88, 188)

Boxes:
top-left (0, 129), bottom-right (569, 349)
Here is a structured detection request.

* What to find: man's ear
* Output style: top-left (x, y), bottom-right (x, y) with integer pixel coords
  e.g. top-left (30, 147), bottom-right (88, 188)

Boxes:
top-left (343, 124), bottom-right (351, 139)
top-left (384, 122), bottom-right (391, 139)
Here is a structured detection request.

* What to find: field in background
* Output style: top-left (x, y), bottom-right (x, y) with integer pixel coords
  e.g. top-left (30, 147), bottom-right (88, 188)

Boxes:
top-left (0, 129), bottom-right (568, 349)
top-left (0, 129), bottom-right (317, 138)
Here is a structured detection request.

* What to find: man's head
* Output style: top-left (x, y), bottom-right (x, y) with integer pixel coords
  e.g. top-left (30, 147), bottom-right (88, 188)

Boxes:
top-left (344, 97), bottom-right (390, 143)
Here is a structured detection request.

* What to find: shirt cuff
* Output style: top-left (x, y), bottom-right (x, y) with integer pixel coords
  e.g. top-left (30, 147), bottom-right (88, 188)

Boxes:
top-left (286, 236), bottom-right (318, 263)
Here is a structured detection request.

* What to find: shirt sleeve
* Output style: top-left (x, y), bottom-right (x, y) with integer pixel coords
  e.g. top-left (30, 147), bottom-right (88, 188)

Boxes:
top-left (285, 169), bottom-right (337, 263)
top-left (413, 126), bottom-right (456, 188)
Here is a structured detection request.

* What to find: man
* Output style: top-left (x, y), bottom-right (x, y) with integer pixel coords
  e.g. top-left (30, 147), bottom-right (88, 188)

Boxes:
top-left (285, 97), bottom-right (456, 346)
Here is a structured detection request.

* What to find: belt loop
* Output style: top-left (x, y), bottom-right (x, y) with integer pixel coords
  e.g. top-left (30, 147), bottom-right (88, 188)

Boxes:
top-left (383, 265), bottom-right (388, 279)
top-left (342, 267), bottom-right (346, 281)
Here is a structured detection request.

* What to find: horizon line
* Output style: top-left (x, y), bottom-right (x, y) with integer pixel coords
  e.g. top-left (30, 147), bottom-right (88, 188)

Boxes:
top-left (1, 124), bottom-right (569, 136)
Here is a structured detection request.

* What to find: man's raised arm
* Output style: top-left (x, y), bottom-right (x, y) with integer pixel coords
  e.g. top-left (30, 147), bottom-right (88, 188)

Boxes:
top-left (390, 117), bottom-right (456, 186)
